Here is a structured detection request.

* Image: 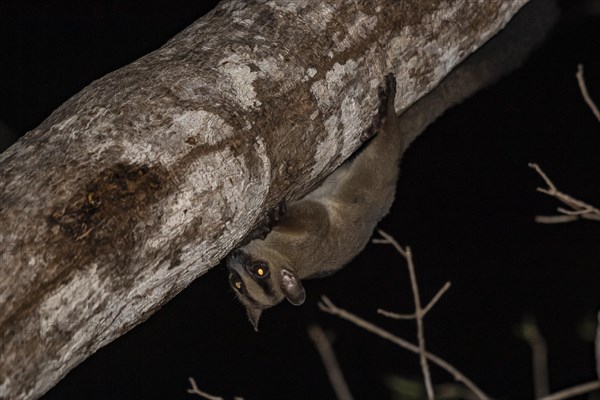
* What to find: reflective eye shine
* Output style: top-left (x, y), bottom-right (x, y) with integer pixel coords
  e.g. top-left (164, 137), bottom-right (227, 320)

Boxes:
top-left (250, 262), bottom-right (269, 278)
top-left (229, 273), bottom-right (243, 291)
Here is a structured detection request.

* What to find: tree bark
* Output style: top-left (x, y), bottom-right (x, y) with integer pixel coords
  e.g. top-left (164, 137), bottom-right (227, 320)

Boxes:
top-left (0, 0), bottom-right (531, 399)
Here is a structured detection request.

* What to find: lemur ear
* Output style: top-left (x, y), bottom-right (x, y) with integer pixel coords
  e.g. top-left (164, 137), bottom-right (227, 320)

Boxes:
top-left (246, 306), bottom-right (262, 332)
top-left (281, 269), bottom-right (305, 306)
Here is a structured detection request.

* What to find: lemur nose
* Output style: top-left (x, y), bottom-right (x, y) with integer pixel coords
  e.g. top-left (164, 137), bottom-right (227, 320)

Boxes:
top-left (226, 249), bottom-right (245, 272)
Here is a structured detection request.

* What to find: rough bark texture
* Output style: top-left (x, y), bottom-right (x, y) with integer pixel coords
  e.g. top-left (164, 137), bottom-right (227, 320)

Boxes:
top-left (0, 0), bottom-right (529, 399)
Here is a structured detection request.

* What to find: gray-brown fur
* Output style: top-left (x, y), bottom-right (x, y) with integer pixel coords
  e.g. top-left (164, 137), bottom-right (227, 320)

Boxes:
top-left (226, 74), bottom-right (404, 330)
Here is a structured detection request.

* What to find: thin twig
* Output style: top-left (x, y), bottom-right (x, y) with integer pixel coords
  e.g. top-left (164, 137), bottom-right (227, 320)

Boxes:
top-left (539, 381), bottom-right (600, 400)
top-left (556, 207), bottom-right (596, 216)
top-left (319, 296), bottom-right (490, 400)
top-left (596, 311), bottom-right (600, 381)
top-left (576, 64), bottom-right (600, 122)
top-left (378, 282), bottom-right (452, 320)
top-left (518, 318), bottom-right (549, 397)
top-left (534, 215), bottom-right (580, 224)
top-left (371, 237), bottom-right (407, 257)
top-left (375, 229), bottom-right (434, 400)
top-left (376, 308), bottom-right (418, 320)
top-left (307, 325), bottom-right (354, 400)
top-left (526, 310), bottom-right (600, 400)
top-left (421, 281), bottom-right (452, 315)
top-left (529, 163), bottom-right (600, 223)
top-left (187, 378), bottom-right (244, 400)
top-left (187, 377), bottom-right (224, 400)
top-left (406, 245), bottom-right (434, 400)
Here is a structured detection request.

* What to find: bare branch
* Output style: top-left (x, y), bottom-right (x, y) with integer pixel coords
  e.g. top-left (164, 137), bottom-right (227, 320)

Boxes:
top-left (529, 163), bottom-right (600, 223)
top-left (318, 296), bottom-right (490, 400)
top-left (307, 325), bottom-right (354, 400)
top-left (539, 381), bottom-right (600, 400)
top-left (374, 229), bottom-right (434, 398)
top-left (557, 207), bottom-right (598, 216)
top-left (530, 64), bottom-right (600, 400)
top-left (534, 215), bottom-right (581, 224)
top-left (371, 238), bottom-right (407, 257)
top-left (422, 282), bottom-right (452, 316)
top-left (576, 64), bottom-right (600, 122)
top-left (376, 309), bottom-right (418, 320)
top-left (186, 378), bottom-right (245, 400)
top-left (517, 317), bottom-right (549, 397)
top-left (596, 310), bottom-right (600, 382)
top-left (187, 377), bottom-right (224, 400)
top-left (378, 282), bottom-right (452, 320)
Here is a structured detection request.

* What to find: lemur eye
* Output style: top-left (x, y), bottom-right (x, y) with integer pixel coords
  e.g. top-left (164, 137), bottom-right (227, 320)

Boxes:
top-left (249, 262), bottom-right (269, 279)
top-left (229, 273), bottom-right (243, 291)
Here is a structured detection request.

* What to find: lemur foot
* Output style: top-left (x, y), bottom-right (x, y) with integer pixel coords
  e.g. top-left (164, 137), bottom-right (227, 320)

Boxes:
top-left (248, 198), bottom-right (287, 241)
top-left (360, 73), bottom-right (397, 142)
top-left (266, 198), bottom-right (286, 227)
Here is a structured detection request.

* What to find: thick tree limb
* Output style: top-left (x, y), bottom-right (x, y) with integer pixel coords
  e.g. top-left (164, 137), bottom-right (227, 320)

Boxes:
top-left (0, 0), bottom-right (546, 398)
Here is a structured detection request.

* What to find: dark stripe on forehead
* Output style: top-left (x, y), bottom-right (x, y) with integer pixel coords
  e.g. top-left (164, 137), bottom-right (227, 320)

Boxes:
top-left (255, 275), bottom-right (275, 299)
top-left (230, 249), bottom-right (278, 304)
top-left (233, 274), bottom-right (263, 309)
top-left (244, 270), bottom-right (278, 305)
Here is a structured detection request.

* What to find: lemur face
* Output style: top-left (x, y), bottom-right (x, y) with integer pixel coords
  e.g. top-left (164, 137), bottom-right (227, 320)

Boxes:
top-left (226, 246), bottom-right (305, 331)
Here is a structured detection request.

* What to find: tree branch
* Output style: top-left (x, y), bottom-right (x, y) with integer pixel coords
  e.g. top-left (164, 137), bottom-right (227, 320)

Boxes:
top-left (576, 64), bottom-right (600, 122)
top-left (373, 230), bottom-right (435, 399)
top-left (377, 282), bottom-right (451, 320)
top-left (529, 163), bottom-right (600, 223)
top-left (187, 378), bottom-right (225, 400)
top-left (517, 317), bottom-right (549, 398)
top-left (539, 381), bottom-right (600, 400)
top-left (308, 325), bottom-right (354, 400)
top-left (319, 296), bottom-right (490, 400)
top-left (187, 377), bottom-right (245, 400)
top-left (597, 310), bottom-right (600, 382)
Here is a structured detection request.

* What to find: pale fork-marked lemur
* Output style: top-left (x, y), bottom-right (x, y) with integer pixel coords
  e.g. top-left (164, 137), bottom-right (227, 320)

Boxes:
top-left (225, 0), bottom-right (558, 330)
top-left (227, 74), bottom-right (404, 330)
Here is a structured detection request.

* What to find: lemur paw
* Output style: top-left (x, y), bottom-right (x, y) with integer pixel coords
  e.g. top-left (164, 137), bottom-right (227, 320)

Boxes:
top-left (360, 73), bottom-right (397, 143)
top-left (248, 198), bottom-right (287, 241)
top-left (380, 73), bottom-right (397, 119)
top-left (266, 198), bottom-right (286, 226)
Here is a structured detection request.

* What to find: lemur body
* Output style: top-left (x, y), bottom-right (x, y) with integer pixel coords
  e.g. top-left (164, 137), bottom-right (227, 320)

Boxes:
top-left (226, 0), bottom-right (559, 330)
top-left (227, 74), bottom-right (404, 330)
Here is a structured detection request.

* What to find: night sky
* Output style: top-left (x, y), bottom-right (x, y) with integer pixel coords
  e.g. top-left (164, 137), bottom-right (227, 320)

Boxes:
top-left (1, 1), bottom-right (599, 399)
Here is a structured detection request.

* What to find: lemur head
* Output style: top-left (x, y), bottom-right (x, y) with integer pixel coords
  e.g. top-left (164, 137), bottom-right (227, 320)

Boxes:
top-left (226, 243), bottom-right (306, 331)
